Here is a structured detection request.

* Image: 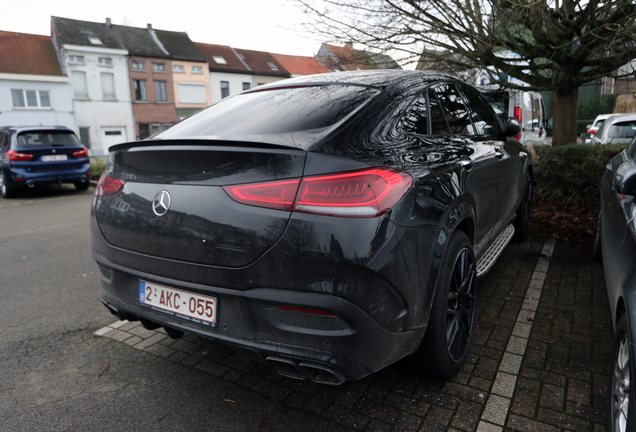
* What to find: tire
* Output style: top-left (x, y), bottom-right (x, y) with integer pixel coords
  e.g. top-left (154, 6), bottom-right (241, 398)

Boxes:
top-left (607, 314), bottom-right (635, 432)
top-left (593, 210), bottom-right (603, 262)
top-left (0, 171), bottom-right (16, 198)
top-left (513, 174), bottom-right (532, 241)
top-left (74, 180), bottom-right (90, 191)
top-left (416, 231), bottom-right (477, 379)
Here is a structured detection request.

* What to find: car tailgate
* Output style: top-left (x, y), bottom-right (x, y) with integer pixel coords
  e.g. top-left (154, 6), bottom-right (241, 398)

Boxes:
top-left (94, 142), bottom-right (306, 267)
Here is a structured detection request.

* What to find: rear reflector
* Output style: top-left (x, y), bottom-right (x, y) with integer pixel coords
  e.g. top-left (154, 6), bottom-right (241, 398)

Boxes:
top-left (277, 305), bottom-right (334, 315)
top-left (95, 173), bottom-right (125, 196)
top-left (223, 167), bottom-right (413, 217)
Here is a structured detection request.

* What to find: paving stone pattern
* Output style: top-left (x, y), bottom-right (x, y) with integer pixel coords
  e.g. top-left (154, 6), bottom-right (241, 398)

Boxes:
top-left (95, 237), bottom-right (611, 431)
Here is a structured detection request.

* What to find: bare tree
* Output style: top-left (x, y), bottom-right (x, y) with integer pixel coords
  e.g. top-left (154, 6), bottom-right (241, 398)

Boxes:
top-left (294, 0), bottom-right (636, 146)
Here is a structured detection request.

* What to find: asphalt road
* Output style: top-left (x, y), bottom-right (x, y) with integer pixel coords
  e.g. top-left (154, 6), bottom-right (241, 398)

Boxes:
top-left (0, 185), bottom-right (346, 432)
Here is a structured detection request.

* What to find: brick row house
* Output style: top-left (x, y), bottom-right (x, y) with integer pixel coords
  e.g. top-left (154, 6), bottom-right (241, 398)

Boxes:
top-left (1, 18), bottom-right (403, 156)
top-left (51, 17), bottom-right (209, 154)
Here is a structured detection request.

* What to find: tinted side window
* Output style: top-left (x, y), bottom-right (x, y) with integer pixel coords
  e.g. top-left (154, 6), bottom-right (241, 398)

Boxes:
top-left (461, 86), bottom-right (501, 136)
top-left (434, 83), bottom-right (473, 135)
top-left (429, 91), bottom-right (450, 135)
top-left (401, 97), bottom-right (428, 135)
top-left (0, 132), bottom-right (8, 151)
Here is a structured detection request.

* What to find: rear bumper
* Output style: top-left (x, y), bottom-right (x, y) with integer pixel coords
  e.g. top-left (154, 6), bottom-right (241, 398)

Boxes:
top-left (8, 162), bottom-right (91, 187)
top-left (94, 251), bottom-right (425, 382)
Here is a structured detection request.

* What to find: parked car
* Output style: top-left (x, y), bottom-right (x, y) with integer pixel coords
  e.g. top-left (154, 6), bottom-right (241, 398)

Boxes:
top-left (594, 135), bottom-right (636, 431)
top-left (0, 126), bottom-right (91, 198)
top-left (591, 113), bottom-right (636, 145)
top-left (482, 87), bottom-right (547, 146)
top-left (91, 70), bottom-right (531, 384)
top-left (580, 114), bottom-right (616, 143)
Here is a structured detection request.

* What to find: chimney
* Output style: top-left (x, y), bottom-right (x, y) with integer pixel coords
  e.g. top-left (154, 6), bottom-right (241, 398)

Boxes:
top-left (105, 18), bottom-right (111, 25)
top-left (345, 41), bottom-right (354, 49)
top-left (147, 23), bottom-right (152, 30)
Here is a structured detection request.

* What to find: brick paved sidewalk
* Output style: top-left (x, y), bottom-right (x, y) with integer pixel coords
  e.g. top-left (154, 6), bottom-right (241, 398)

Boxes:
top-left (95, 236), bottom-right (611, 431)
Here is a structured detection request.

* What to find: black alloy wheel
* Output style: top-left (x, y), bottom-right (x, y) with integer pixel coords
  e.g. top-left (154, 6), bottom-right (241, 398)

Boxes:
top-left (607, 314), bottom-right (634, 432)
top-left (417, 231), bottom-right (477, 379)
top-left (513, 175), bottom-right (532, 241)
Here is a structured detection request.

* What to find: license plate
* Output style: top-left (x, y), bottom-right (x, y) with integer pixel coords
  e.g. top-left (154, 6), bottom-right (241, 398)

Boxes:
top-left (42, 154), bottom-right (68, 162)
top-left (139, 280), bottom-right (217, 326)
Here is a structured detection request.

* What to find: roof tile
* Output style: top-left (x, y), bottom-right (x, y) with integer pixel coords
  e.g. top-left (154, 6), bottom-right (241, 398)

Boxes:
top-left (0, 31), bottom-right (63, 76)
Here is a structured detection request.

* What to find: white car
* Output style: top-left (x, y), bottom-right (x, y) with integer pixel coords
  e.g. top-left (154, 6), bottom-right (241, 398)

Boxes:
top-left (581, 114), bottom-right (615, 143)
top-left (591, 113), bottom-right (636, 145)
top-left (482, 88), bottom-right (547, 147)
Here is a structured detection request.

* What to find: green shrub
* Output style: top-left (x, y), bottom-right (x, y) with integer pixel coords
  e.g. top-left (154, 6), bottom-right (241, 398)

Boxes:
top-left (91, 159), bottom-right (106, 180)
top-left (577, 94), bottom-right (617, 120)
top-left (533, 143), bottom-right (627, 207)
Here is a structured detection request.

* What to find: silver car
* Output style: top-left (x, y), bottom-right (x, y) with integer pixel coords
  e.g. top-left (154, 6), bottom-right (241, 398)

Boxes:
top-left (591, 113), bottom-right (636, 145)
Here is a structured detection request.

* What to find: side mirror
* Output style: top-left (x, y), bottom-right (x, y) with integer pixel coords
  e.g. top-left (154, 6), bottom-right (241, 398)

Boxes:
top-left (586, 124), bottom-right (592, 130)
top-left (614, 160), bottom-right (636, 195)
top-left (503, 117), bottom-right (522, 137)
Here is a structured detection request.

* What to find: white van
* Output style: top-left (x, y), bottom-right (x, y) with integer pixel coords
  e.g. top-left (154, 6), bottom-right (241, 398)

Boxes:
top-left (482, 88), bottom-right (547, 146)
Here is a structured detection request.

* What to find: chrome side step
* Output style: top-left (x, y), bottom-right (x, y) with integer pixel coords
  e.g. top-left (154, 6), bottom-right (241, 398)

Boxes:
top-left (476, 224), bottom-right (515, 277)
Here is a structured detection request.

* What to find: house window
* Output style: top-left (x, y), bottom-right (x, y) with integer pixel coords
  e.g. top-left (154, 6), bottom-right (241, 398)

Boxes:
top-left (88, 36), bottom-right (103, 45)
top-left (101, 73), bottom-right (116, 100)
top-left (266, 62), bottom-right (278, 71)
top-left (192, 66), bottom-right (203, 74)
top-left (132, 61), bottom-right (144, 71)
top-left (242, 82), bottom-right (251, 91)
top-left (173, 65), bottom-right (184, 73)
top-left (212, 55), bottom-right (227, 65)
top-left (98, 57), bottom-right (113, 66)
top-left (72, 71), bottom-right (88, 99)
top-left (153, 63), bottom-right (165, 72)
top-left (79, 127), bottom-right (91, 148)
top-left (69, 55), bottom-right (85, 64)
top-left (152, 124), bottom-right (162, 135)
top-left (134, 80), bottom-right (147, 101)
top-left (11, 89), bottom-right (51, 108)
top-left (155, 81), bottom-right (167, 102)
top-left (220, 81), bottom-right (229, 99)
top-left (138, 123), bottom-right (150, 139)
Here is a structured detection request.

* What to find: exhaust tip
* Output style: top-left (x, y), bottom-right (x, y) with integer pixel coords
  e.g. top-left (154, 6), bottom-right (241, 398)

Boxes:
top-left (298, 362), bottom-right (347, 385)
top-left (80, 175), bottom-right (87, 183)
top-left (26, 181), bottom-right (35, 188)
top-left (265, 357), bottom-right (305, 380)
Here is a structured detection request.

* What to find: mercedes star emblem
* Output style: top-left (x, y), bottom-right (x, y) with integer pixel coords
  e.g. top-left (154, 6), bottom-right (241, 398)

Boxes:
top-left (152, 190), bottom-right (171, 216)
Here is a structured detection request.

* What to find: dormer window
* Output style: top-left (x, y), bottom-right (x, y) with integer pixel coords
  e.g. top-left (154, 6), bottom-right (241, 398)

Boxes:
top-left (212, 55), bottom-right (228, 65)
top-left (88, 36), bottom-right (103, 45)
top-left (266, 61), bottom-right (278, 71)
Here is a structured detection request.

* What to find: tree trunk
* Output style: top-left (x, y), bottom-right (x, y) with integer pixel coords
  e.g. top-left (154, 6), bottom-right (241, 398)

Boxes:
top-left (551, 88), bottom-right (579, 147)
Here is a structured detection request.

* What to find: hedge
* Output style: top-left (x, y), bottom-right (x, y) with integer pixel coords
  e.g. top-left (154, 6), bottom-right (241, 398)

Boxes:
top-left (533, 143), bottom-right (627, 207)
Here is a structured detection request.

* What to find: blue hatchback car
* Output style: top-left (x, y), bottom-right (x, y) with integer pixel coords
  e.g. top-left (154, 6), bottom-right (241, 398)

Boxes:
top-left (0, 126), bottom-right (91, 198)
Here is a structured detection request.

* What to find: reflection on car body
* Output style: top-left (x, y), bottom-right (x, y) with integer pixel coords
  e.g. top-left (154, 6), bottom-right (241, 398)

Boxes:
top-left (91, 70), bottom-right (531, 384)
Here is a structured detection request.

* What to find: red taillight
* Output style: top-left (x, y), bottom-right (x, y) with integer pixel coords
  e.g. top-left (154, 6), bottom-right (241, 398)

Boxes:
top-left (223, 179), bottom-right (300, 211)
top-left (513, 107), bottom-right (522, 141)
top-left (589, 129), bottom-right (597, 135)
top-left (223, 167), bottom-right (413, 217)
top-left (95, 173), bottom-right (125, 196)
top-left (6, 150), bottom-right (34, 161)
top-left (73, 147), bottom-right (89, 158)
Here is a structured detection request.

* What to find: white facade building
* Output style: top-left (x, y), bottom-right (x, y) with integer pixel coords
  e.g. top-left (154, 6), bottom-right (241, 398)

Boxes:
top-left (0, 73), bottom-right (75, 129)
top-left (56, 45), bottom-right (135, 156)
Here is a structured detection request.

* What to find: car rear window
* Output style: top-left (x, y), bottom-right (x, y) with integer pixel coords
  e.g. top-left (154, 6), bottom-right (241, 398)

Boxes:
top-left (154, 85), bottom-right (379, 138)
top-left (608, 121), bottom-right (636, 139)
top-left (17, 131), bottom-right (82, 148)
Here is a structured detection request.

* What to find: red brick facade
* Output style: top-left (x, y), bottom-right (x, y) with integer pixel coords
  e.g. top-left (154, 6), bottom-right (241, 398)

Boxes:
top-left (128, 55), bottom-right (178, 139)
